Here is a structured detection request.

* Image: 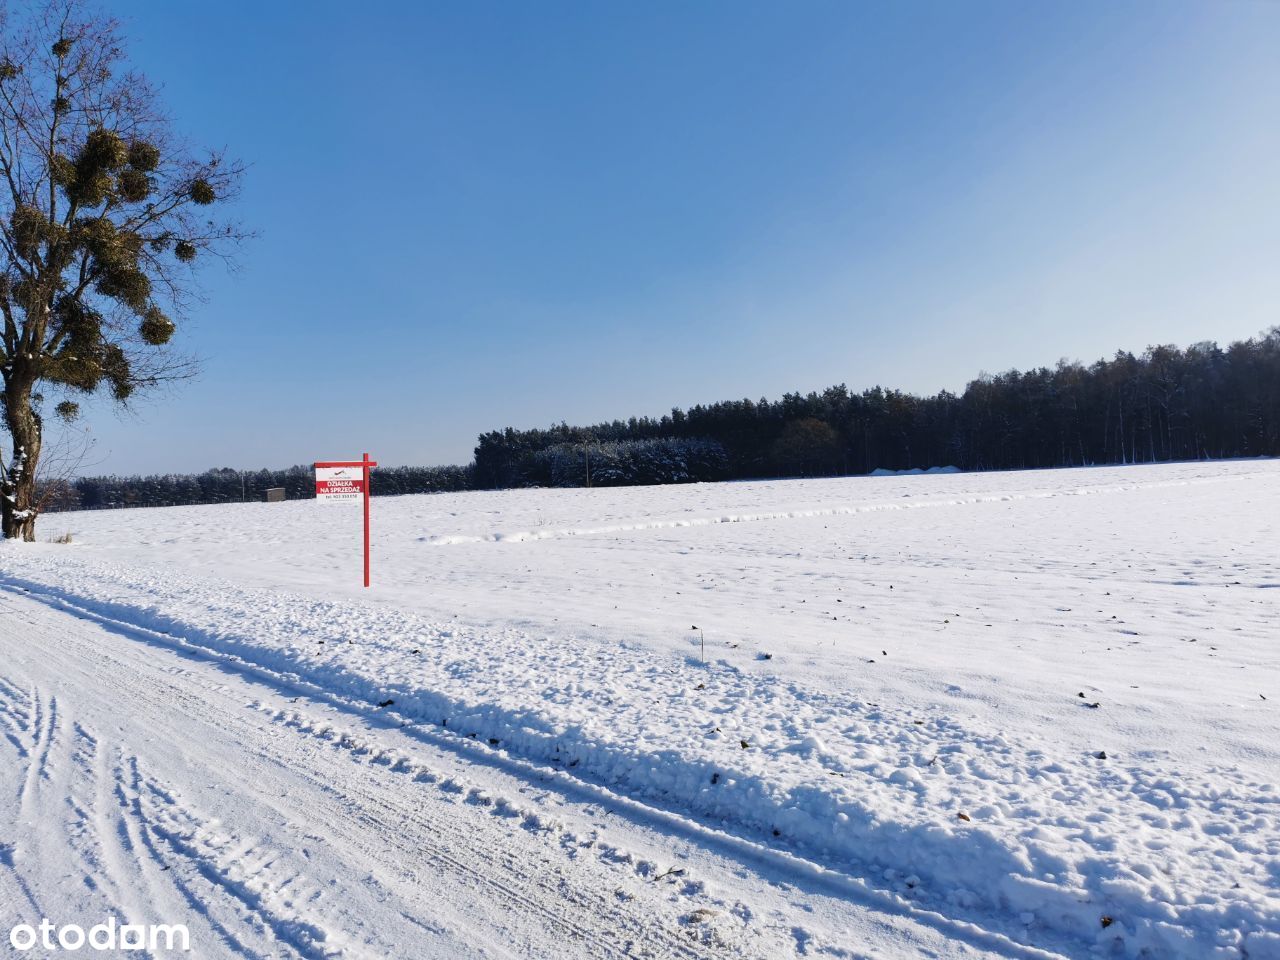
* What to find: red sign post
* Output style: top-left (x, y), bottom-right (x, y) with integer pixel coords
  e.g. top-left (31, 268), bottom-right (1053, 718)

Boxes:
top-left (314, 453), bottom-right (377, 587)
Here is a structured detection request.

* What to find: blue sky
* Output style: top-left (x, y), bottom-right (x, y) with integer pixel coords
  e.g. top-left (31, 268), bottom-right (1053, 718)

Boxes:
top-left (70, 0), bottom-right (1280, 473)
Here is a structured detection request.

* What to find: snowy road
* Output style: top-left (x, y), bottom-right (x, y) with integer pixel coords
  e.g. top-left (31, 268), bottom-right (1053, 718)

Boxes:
top-left (0, 586), bottom-right (1035, 959)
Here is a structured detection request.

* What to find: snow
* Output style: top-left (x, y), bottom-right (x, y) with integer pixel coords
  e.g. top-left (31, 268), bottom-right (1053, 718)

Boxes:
top-left (2, 459), bottom-right (1278, 958)
top-left (869, 465), bottom-right (961, 476)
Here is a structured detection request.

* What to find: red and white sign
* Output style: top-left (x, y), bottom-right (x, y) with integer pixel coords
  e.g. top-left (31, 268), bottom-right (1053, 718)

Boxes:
top-left (314, 454), bottom-right (378, 587)
top-left (315, 466), bottom-right (364, 503)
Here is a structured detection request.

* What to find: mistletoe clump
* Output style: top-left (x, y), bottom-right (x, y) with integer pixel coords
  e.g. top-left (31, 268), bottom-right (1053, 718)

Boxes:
top-left (128, 140), bottom-right (160, 171)
top-left (189, 178), bottom-right (215, 204)
top-left (138, 306), bottom-right (175, 345)
top-left (44, 301), bottom-right (136, 403)
top-left (66, 128), bottom-right (129, 206)
top-left (117, 168), bottom-right (151, 203)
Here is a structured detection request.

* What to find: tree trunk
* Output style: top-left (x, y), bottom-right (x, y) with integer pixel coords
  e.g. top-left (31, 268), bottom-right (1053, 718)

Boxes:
top-left (2, 380), bottom-right (42, 542)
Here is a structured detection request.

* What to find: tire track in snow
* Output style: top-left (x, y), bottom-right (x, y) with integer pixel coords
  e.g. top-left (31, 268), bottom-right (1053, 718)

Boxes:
top-left (0, 620), bottom-right (375, 958)
top-left (18, 687), bottom-right (59, 814)
top-left (119, 754), bottom-right (345, 960)
top-left (62, 722), bottom-right (113, 905)
top-left (0, 675), bottom-right (44, 920)
top-left (9, 675), bottom-right (374, 955)
top-left (232, 702), bottom-right (727, 960)
top-left (255, 704), bottom-right (747, 959)
top-left (0, 673), bottom-right (31, 758)
top-left (34, 692), bottom-right (58, 784)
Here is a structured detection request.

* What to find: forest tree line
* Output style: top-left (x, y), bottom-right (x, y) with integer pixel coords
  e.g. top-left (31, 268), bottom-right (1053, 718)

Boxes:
top-left (42, 330), bottom-right (1280, 509)
top-left (473, 331), bottom-right (1280, 486)
top-left (43, 464), bottom-right (473, 512)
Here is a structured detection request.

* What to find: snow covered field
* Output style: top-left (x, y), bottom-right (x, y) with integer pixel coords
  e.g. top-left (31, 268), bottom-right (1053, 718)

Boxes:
top-left (1, 460), bottom-right (1277, 958)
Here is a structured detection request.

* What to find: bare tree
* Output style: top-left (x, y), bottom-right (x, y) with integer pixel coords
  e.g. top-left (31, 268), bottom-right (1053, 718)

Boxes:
top-left (34, 415), bottom-right (96, 513)
top-left (0, 0), bottom-right (244, 540)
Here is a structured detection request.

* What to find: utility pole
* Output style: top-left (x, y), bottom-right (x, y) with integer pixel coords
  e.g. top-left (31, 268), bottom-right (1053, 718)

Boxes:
top-left (585, 448), bottom-right (591, 488)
